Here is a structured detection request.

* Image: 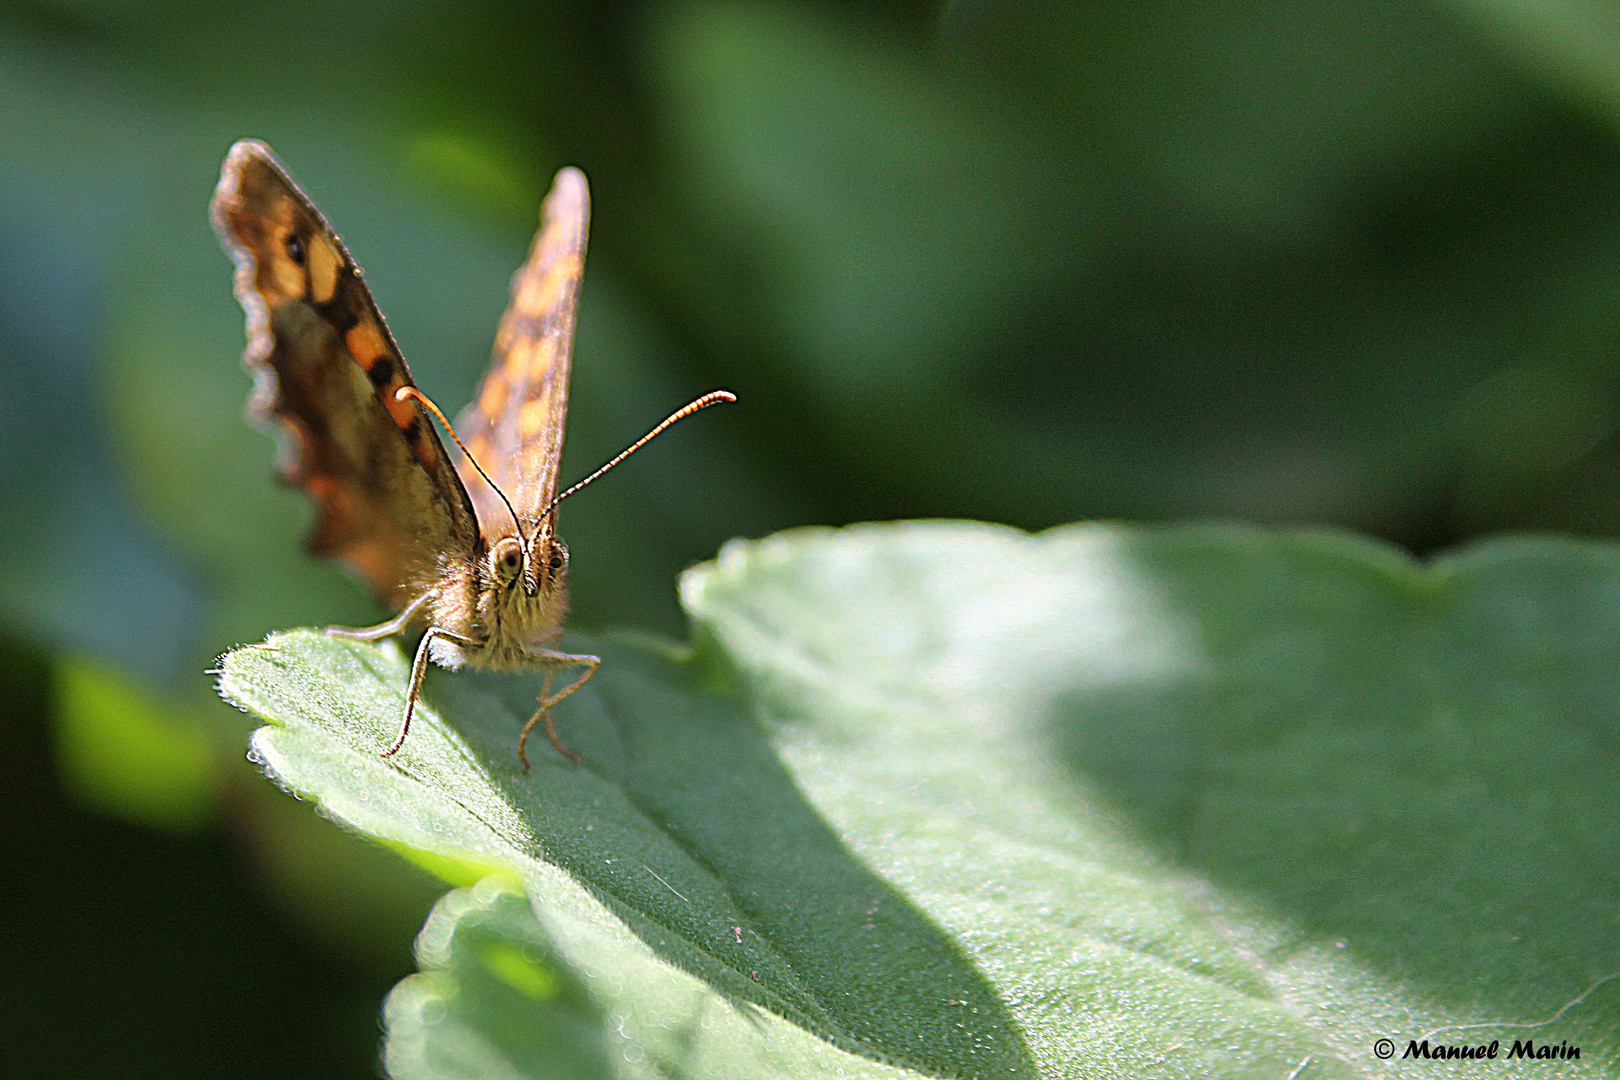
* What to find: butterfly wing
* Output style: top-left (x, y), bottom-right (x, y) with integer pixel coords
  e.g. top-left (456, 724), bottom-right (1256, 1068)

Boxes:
top-left (212, 139), bottom-right (481, 608)
top-left (454, 167), bottom-right (589, 539)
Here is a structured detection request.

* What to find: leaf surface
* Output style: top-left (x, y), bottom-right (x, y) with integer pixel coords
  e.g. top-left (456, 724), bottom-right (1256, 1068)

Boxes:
top-left (221, 523), bottom-right (1620, 1078)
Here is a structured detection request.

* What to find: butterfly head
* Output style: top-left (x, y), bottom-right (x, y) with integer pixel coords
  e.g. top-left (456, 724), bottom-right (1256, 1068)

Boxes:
top-left (485, 523), bottom-right (567, 598)
top-left (525, 519), bottom-right (569, 597)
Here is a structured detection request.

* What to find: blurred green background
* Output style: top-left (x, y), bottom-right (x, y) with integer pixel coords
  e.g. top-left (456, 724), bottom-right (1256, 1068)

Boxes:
top-left (5, 0), bottom-right (1620, 1073)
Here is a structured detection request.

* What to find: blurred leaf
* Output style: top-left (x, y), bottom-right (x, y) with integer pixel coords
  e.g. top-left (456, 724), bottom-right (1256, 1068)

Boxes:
top-left (1452, 362), bottom-right (1615, 475)
top-left (654, 0), bottom-right (1080, 397)
top-left (380, 840), bottom-right (511, 891)
top-left (52, 655), bottom-right (219, 831)
top-left (230, 774), bottom-right (449, 972)
top-left (0, 637), bottom-right (400, 1079)
top-left (221, 523), bottom-right (1620, 1077)
top-left (1446, 0), bottom-right (1620, 131)
top-left (383, 880), bottom-right (615, 1080)
top-left (401, 129), bottom-right (545, 228)
top-left (0, 41), bottom-right (206, 679)
top-left (645, 0), bottom-right (1605, 536)
top-left (944, 0), bottom-right (1517, 236)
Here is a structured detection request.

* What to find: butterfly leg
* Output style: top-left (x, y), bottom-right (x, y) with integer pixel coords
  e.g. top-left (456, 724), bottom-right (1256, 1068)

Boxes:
top-left (381, 625), bottom-right (476, 759)
top-left (328, 591), bottom-right (434, 641)
top-left (517, 651), bottom-right (601, 771)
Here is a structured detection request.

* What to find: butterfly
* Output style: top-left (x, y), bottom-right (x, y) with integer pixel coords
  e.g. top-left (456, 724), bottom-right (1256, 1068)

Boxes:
top-left (212, 139), bottom-right (732, 769)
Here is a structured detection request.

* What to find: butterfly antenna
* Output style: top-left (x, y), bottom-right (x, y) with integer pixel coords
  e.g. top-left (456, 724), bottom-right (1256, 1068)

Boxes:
top-left (395, 386), bottom-right (524, 538)
top-left (543, 390), bottom-right (736, 518)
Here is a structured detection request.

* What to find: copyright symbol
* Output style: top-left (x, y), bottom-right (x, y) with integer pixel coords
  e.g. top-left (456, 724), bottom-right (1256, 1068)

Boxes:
top-left (1373, 1039), bottom-right (1395, 1059)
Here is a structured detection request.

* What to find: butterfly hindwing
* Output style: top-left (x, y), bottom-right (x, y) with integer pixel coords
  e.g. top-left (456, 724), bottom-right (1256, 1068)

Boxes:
top-left (454, 167), bottom-right (589, 537)
top-left (212, 139), bottom-right (480, 606)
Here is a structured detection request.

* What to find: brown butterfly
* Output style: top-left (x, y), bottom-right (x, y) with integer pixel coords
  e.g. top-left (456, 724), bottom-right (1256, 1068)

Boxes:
top-left (212, 139), bottom-right (732, 768)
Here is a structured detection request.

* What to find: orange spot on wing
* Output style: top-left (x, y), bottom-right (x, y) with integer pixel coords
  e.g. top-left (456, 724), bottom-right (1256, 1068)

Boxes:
top-left (386, 390), bottom-right (416, 430)
top-left (518, 395), bottom-right (551, 437)
top-left (476, 371), bottom-right (510, 422)
top-left (515, 256), bottom-right (578, 318)
top-left (345, 321), bottom-right (389, 369)
top-left (524, 339), bottom-right (557, 381)
top-left (304, 472), bottom-right (339, 501)
top-left (411, 438), bottom-right (439, 473)
top-left (307, 236), bottom-right (341, 303)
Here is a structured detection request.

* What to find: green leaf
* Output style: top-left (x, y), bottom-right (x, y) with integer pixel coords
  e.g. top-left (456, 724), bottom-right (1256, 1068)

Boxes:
top-left (224, 632), bottom-right (1026, 1078)
top-left (383, 879), bottom-right (615, 1080)
top-left (1447, 0), bottom-right (1620, 133)
top-left (52, 655), bottom-right (220, 832)
top-left (220, 522), bottom-right (1620, 1078)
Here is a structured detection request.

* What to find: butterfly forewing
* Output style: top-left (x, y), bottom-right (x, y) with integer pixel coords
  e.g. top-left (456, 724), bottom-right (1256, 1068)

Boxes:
top-left (454, 167), bottom-right (589, 538)
top-left (212, 140), bottom-right (480, 606)
top-left (216, 145), bottom-right (734, 765)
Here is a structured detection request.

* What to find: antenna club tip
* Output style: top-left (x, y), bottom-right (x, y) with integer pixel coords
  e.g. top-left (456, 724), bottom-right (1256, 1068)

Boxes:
top-left (544, 389), bottom-right (738, 514)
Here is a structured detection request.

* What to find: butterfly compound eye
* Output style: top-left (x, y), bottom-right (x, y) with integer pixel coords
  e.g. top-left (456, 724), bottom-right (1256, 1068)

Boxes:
top-left (489, 537), bottom-right (523, 586)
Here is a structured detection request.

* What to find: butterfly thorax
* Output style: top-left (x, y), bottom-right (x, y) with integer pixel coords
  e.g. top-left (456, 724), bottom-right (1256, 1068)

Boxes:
top-left (427, 526), bottom-right (570, 671)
